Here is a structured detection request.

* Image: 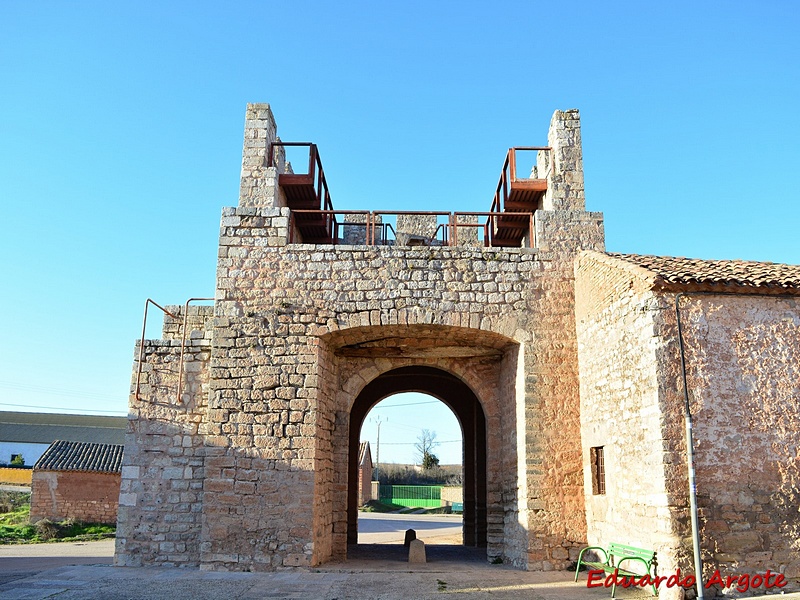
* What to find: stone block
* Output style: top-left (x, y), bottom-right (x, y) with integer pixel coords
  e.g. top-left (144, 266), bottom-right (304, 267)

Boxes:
top-left (408, 539), bottom-right (426, 564)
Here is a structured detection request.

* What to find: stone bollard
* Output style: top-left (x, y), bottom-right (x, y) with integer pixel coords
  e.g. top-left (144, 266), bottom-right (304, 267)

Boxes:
top-left (404, 529), bottom-right (416, 547)
top-left (408, 539), bottom-right (426, 564)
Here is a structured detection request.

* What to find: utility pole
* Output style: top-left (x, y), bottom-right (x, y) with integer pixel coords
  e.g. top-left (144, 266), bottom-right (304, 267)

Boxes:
top-left (373, 416), bottom-right (386, 483)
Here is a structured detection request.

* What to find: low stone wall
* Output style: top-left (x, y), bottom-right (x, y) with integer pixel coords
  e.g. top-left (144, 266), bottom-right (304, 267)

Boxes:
top-left (30, 470), bottom-right (121, 524)
top-left (441, 486), bottom-right (463, 506)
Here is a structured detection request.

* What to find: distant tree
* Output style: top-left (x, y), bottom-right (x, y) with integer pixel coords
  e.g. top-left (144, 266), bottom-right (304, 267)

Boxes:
top-left (422, 451), bottom-right (440, 470)
top-left (415, 429), bottom-right (440, 470)
top-left (377, 463), bottom-right (462, 485)
top-left (10, 454), bottom-right (24, 467)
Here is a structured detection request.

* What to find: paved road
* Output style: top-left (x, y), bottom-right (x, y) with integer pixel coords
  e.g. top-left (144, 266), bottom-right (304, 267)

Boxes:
top-left (0, 538), bottom-right (114, 572)
top-left (1, 536), bottom-right (800, 599)
top-left (358, 512), bottom-right (462, 544)
top-left (0, 513), bottom-right (459, 572)
top-left (0, 485), bottom-right (30, 493)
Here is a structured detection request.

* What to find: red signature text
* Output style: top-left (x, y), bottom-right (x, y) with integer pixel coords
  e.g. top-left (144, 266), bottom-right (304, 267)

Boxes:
top-left (586, 568), bottom-right (787, 593)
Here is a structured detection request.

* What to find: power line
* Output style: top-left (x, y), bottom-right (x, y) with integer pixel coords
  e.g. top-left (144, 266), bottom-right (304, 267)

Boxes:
top-left (0, 380), bottom-right (121, 402)
top-left (0, 401), bottom-right (127, 415)
top-left (372, 400), bottom-right (441, 409)
top-left (378, 440), bottom-right (461, 446)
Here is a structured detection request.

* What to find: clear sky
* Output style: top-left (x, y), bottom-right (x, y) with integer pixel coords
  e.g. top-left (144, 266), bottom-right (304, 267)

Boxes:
top-left (361, 394), bottom-right (463, 466)
top-left (1, 2), bottom-right (798, 463)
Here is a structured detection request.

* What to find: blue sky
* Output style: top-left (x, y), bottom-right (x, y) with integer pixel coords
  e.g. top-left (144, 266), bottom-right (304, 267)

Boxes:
top-left (1, 2), bottom-right (797, 464)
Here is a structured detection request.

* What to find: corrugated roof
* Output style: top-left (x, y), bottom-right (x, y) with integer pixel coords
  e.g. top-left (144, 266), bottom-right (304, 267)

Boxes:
top-left (34, 440), bottom-right (124, 473)
top-left (0, 411), bottom-right (126, 445)
top-left (604, 252), bottom-right (800, 293)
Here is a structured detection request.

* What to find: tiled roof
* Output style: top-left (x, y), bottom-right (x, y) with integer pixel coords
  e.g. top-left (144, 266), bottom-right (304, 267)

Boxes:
top-left (606, 252), bottom-right (800, 293)
top-left (0, 411), bottom-right (126, 445)
top-left (34, 440), bottom-right (124, 473)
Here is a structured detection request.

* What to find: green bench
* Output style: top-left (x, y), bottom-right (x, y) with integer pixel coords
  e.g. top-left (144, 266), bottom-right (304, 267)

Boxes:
top-left (575, 542), bottom-right (658, 597)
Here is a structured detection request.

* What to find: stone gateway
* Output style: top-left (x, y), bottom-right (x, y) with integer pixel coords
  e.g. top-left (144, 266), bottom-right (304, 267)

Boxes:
top-left (116, 104), bottom-right (800, 590)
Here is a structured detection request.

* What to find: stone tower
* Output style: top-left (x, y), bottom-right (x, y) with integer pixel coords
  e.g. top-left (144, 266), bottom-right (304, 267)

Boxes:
top-left (115, 104), bottom-right (604, 570)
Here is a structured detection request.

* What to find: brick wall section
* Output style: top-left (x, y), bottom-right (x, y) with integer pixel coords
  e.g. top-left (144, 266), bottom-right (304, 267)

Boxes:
top-left (523, 213), bottom-right (605, 569)
top-left (357, 461), bottom-right (372, 506)
top-left (30, 470), bottom-right (120, 524)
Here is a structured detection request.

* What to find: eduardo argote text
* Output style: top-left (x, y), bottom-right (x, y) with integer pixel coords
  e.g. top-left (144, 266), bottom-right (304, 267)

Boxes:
top-left (587, 567), bottom-right (788, 594)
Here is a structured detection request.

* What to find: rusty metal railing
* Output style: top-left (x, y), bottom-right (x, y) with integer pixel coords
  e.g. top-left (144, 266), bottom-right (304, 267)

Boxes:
top-left (134, 297), bottom-right (214, 404)
top-left (268, 142), bottom-right (333, 211)
top-left (285, 210), bottom-right (535, 248)
top-left (452, 211), bottom-right (536, 248)
top-left (371, 211), bottom-right (452, 246)
top-left (135, 299), bottom-right (178, 402)
top-left (490, 147), bottom-right (552, 214)
top-left (288, 210), bottom-right (371, 244)
top-left (176, 297), bottom-right (214, 404)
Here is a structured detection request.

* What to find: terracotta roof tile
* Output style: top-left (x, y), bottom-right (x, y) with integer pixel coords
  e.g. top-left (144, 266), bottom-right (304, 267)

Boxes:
top-left (33, 440), bottom-right (124, 473)
top-left (606, 253), bottom-right (800, 293)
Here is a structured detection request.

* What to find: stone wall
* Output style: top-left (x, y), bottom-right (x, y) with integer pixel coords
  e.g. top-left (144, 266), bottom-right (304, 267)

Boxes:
top-left (574, 253), bottom-right (685, 574)
top-left (441, 486), bottom-right (464, 506)
top-left (117, 105), bottom-right (605, 572)
top-left (210, 232), bottom-right (535, 569)
top-left (115, 304), bottom-right (214, 567)
top-left (674, 294), bottom-right (800, 583)
top-left (575, 252), bottom-right (800, 591)
top-left (30, 470), bottom-right (120, 524)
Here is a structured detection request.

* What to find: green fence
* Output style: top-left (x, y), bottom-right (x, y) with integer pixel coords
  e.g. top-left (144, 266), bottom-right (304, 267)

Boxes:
top-left (379, 485), bottom-right (442, 508)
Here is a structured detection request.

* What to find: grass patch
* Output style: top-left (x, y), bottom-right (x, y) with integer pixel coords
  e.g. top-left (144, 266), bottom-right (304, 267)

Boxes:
top-left (398, 507), bottom-right (421, 514)
top-left (0, 492), bottom-right (115, 544)
top-left (0, 491), bottom-right (30, 516)
top-left (0, 518), bottom-right (116, 544)
top-left (420, 506), bottom-right (453, 515)
top-left (359, 501), bottom-right (462, 515)
top-left (358, 500), bottom-right (408, 513)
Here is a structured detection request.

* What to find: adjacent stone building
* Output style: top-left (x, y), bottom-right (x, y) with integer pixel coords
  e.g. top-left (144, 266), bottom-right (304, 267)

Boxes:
top-left (575, 252), bottom-right (800, 582)
top-left (116, 103), bottom-right (800, 591)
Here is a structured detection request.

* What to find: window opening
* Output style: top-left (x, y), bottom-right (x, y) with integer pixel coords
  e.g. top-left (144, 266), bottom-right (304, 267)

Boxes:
top-left (590, 446), bottom-right (606, 495)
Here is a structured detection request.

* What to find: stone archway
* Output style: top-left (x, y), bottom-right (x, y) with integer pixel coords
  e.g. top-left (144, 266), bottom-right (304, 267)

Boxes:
top-left (316, 324), bottom-right (525, 566)
top-left (347, 366), bottom-right (488, 548)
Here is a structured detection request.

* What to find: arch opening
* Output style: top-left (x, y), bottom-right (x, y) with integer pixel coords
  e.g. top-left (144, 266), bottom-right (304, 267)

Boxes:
top-left (348, 366), bottom-right (488, 549)
top-left (358, 392), bottom-right (464, 544)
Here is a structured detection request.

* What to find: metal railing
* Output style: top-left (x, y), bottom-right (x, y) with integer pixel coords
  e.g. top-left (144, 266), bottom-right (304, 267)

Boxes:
top-left (379, 485), bottom-right (442, 508)
top-left (287, 210), bottom-right (536, 248)
top-left (268, 141), bottom-right (334, 211)
top-left (134, 297), bottom-right (214, 404)
top-left (490, 146), bottom-right (552, 214)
